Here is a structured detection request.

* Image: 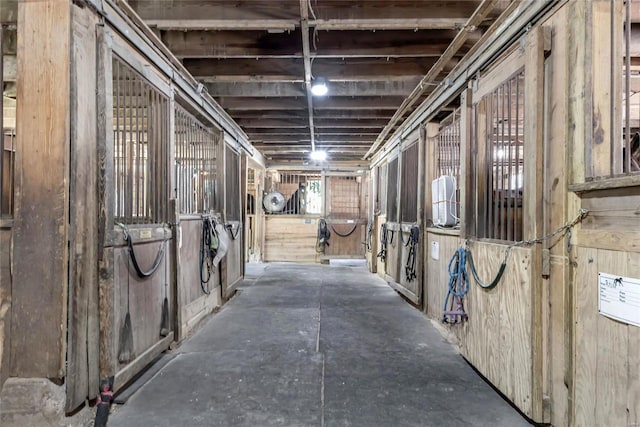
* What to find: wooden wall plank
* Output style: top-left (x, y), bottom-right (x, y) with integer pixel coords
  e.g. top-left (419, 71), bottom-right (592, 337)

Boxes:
top-left (0, 228), bottom-right (11, 389)
top-left (590, 0), bottom-right (612, 178)
top-left (594, 250), bottom-right (628, 427)
top-left (11, 0), bottom-right (71, 378)
top-left (264, 216), bottom-right (320, 263)
top-left (66, 3), bottom-right (100, 411)
top-left (573, 247), bottom-right (598, 427)
top-left (627, 253), bottom-right (640, 427)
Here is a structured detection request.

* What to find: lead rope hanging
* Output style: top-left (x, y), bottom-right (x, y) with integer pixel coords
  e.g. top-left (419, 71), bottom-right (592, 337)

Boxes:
top-left (404, 226), bottom-right (420, 282)
top-left (443, 209), bottom-right (589, 323)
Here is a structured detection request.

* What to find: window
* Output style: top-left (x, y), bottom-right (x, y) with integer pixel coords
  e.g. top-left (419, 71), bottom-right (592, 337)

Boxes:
top-left (113, 55), bottom-right (170, 224)
top-left (174, 104), bottom-right (220, 215)
top-left (386, 157), bottom-right (399, 222)
top-left (400, 142), bottom-right (419, 223)
top-left (225, 147), bottom-right (240, 221)
top-left (472, 71), bottom-right (525, 242)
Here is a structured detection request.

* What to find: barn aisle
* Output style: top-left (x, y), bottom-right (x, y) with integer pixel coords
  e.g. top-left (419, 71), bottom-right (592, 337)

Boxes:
top-left (109, 262), bottom-right (530, 427)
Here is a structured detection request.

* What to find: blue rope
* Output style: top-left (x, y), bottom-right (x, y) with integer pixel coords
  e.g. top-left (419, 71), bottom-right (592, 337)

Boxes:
top-left (442, 248), bottom-right (469, 323)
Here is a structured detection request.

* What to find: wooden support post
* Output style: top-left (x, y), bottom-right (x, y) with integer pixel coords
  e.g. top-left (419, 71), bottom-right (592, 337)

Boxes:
top-left (11, 0), bottom-right (71, 379)
top-left (524, 24), bottom-right (548, 424)
top-left (66, 3), bottom-right (101, 411)
top-left (459, 88), bottom-right (473, 238)
top-left (97, 25), bottom-right (117, 384)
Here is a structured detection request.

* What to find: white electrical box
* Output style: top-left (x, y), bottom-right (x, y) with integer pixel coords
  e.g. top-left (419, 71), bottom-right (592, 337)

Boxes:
top-left (432, 175), bottom-right (457, 226)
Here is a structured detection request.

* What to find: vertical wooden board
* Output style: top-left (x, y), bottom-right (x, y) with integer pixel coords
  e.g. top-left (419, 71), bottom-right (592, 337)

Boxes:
top-left (543, 6), bottom-right (570, 425)
top-left (594, 249), bottom-right (628, 427)
top-left (66, 3), bottom-right (100, 411)
top-left (510, 248), bottom-right (533, 416)
top-left (11, 0), bottom-right (71, 378)
top-left (178, 219), bottom-right (206, 305)
top-left (499, 246), bottom-right (515, 402)
top-left (264, 216), bottom-right (319, 262)
top-left (590, 0), bottom-right (612, 178)
top-left (0, 228), bottom-right (11, 388)
top-left (627, 253), bottom-right (640, 427)
top-left (573, 247), bottom-right (598, 426)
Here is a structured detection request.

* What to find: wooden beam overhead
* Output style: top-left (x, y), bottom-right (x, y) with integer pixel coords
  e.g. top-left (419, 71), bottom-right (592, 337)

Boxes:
top-left (248, 134), bottom-right (374, 143)
top-left (160, 29), bottom-right (479, 59)
top-left (205, 79), bottom-right (419, 97)
top-left (185, 57), bottom-right (449, 81)
top-left (238, 118), bottom-right (389, 129)
top-left (231, 109), bottom-right (397, 120)
top-left (146, 19), bottom-right (297, 31)
top-left (311, 18), bottom-right (466, 31)
top-left (219, 96), bottom-right (405, 111)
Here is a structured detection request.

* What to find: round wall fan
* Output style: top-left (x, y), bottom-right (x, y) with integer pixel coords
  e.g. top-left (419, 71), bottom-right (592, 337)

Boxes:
top-left (263, 191), bottom-right (286, 213)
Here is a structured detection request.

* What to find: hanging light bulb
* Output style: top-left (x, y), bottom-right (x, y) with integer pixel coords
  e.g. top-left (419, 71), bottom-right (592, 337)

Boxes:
top-left (311, 78), bottom-right (328, 96)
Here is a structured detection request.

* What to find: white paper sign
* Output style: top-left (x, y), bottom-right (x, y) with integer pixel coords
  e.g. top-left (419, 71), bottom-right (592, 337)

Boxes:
top-left (598, 272), bottom-right (640, 327)
top-left (430, 241), bottom-right (439, 260)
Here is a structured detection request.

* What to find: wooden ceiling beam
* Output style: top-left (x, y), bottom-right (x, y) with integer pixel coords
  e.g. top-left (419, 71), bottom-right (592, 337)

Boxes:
top-left (238, 118), bottom-right (389, 129)
top-left (231, 109), bottom-right (396, 120)
top-left (186, 57), bottom-right (449, 81)
top-left (219, 96), bottom-right (405, 111)
top-left (146, 19), bottom-right (297, 31)
top-left (206, 79), bottom-right (419, 97)
top-left (311, 18), bottom-right (466, 31)
top-left (160, 29), bottom-right (479, 59)
top-left (249, 134), bottom-right (374, 143)
top-left (366, 0), bottom-right (502, 158)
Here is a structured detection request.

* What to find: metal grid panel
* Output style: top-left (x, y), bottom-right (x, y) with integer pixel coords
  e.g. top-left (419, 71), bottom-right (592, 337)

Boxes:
top-left (474, 70), bottom-right (525, 242)
top-left (437, 109), bottom-right (461, 181)
top-left (113, 55), bottom-right (170, 224)
top-left (386, 157), bottom-right (399, 222)
top-left (400, 143), bottom-right (419, 223)
top-left (622, 0), bottom-right (640, 175)
top-left (328, 176), bottom-right (362, 220)
top-left (174, 104), bottom-right (220, 214)
top-left (225, 147), bottom-right (240, 220)
top-left (1, 130), bottom-right (15, 218)
top-left (376, 163), bottom-right (387, 215)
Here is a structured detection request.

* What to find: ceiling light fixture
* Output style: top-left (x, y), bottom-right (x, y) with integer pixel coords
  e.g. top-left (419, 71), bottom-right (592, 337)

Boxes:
top-left (310, 150), bottom-right (327, 161)
top-left (311, 78), bottom-right (328, 96)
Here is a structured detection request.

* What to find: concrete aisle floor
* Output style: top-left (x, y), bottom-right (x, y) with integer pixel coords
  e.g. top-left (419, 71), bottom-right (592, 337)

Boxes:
top-left (109, 261), bottom-right (531, 427)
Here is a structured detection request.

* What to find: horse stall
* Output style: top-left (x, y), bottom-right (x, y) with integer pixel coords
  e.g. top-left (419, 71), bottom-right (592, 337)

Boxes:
top-left (262, 169), bottom-right (367, 263)
top-left (0, 1), bottom-right (257, 420)
top-left (363, 3), bottom-right (571, 424)
top-left (371, 131), bottom-right (423, 305)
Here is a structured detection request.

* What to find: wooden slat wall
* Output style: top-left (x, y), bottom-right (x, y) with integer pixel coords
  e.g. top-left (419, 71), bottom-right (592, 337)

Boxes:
top-left (324, 224), bottom-right (365, 258)
top-left (425, 239), bottom-right (535, 418)
top-left (264, 216), bottom-right (320, 263)
top-left (10, 0), bottom-right (71, 379)
top-left (573, 247), bottom-right (640, 427)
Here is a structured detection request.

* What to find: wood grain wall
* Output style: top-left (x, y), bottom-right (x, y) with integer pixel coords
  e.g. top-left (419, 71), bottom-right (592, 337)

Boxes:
top-left (572, 246), bottom-right (640, 427)
top-left (424, 236), bottom-right (536, 418)
top-left (264, 216), bottom-right (320, 263)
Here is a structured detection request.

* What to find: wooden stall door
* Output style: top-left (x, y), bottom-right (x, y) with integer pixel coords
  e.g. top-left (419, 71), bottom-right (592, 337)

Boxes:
top-left (324, 175), bottom-right (366, 259)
